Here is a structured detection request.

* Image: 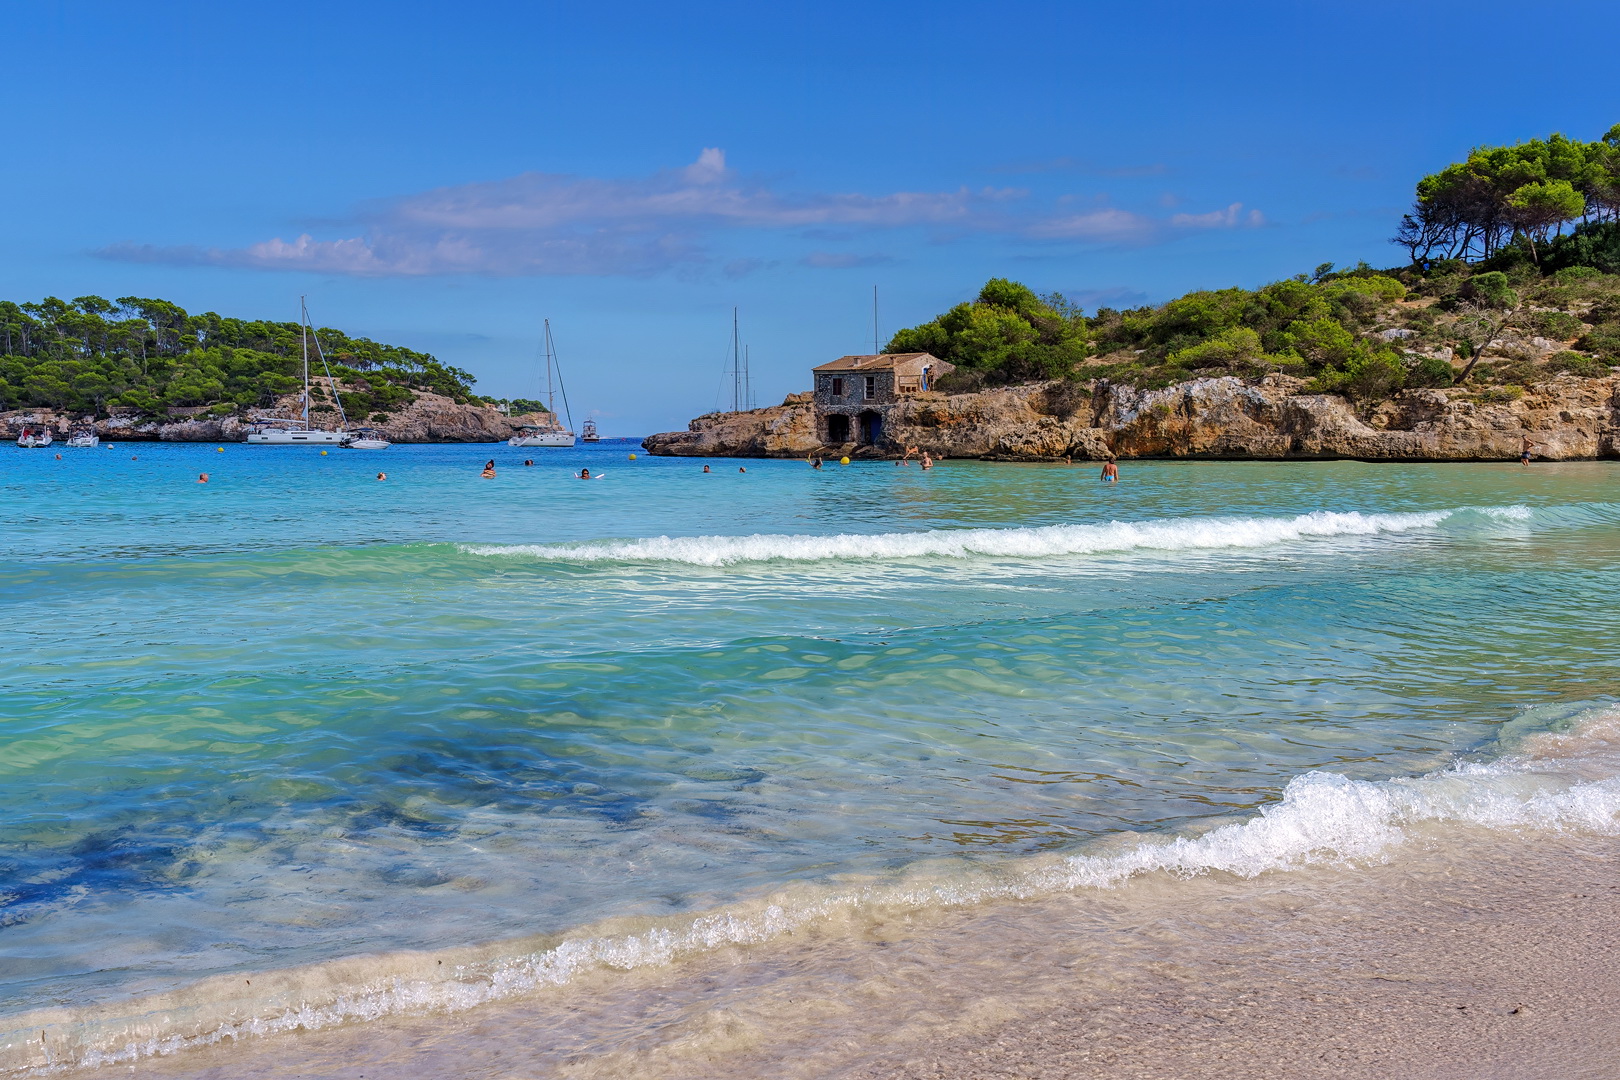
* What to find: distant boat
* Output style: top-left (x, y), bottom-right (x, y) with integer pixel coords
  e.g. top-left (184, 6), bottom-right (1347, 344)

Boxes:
top-left (16, 426), bottom-right (52, 448)
top-left (66, 427), bottom-right (100, 448)
top-left (508, 319), bottom-right (576, 448)
top-left (247, 298), bottom-right (359, 446)
top-left (340, 427), bottom-right (391, 450)
top-left (581, 419), bottom-right (599, 442)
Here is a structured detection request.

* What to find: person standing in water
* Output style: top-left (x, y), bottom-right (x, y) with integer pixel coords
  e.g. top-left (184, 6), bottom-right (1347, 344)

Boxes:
top-left (1521, 436), bottom-right (1538, 465)
top-left (1101, 455), bottom-right (1119, 482)
top-left (481, 460), bottom-right (497, 478)
top-left (920, 452), bottom-right (933, 470)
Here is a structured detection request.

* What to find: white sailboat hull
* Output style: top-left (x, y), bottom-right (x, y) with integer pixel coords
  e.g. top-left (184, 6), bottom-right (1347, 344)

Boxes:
top-left (509, 431), bottom-right (576, 447)
top-left (247, 429), bottom-right (347, 444)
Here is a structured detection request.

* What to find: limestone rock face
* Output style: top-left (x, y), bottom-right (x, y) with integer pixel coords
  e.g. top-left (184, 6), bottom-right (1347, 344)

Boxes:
top-left (643, 375), bottom-right (1620, 462)
top-left (641, 400), bottom-right (821, 457)
top-left (1, 395), bottom-right (538, 443)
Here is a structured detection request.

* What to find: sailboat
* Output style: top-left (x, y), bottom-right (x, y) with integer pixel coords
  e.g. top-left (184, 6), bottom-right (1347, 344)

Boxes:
top-left (509, 319), bottom-right (576, 448)
top-left (246, 298), bottom-right (388, 446)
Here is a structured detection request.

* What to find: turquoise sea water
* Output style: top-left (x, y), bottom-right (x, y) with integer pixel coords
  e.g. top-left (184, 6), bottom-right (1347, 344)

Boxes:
top-left (3, 440), bottom-right (1619, 1066)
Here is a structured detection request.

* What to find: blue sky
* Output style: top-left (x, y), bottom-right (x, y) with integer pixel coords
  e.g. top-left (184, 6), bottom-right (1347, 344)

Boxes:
top-left (5, 0), bottom-right (1617, 435)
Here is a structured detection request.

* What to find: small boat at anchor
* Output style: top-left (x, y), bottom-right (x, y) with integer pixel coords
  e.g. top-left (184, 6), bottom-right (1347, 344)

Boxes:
top-left (16, 427), bottom-right (53, 448)
top-left (247, 298), bottom-right (359, 446)
top-left (66, 427), bottom-right (100, 448)
top-left (581, 419), bottom-right (599, 443)
top-left (507, 319), bottom-right (576, 448)
top-left (340, 427), bottom-right (391, 450)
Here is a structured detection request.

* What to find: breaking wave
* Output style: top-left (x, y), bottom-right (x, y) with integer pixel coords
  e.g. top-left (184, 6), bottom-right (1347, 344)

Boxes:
top-left (9, 697), bottom-right (1618, 1076)
top-left (462, 507), bottom-right (1531, 567)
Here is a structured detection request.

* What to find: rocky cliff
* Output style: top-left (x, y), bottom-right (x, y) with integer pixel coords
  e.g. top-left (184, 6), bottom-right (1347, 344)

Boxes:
top-left (0, 393), bottom-right (549, 443)
top-left (643, 376), bottom-right (1620, 462)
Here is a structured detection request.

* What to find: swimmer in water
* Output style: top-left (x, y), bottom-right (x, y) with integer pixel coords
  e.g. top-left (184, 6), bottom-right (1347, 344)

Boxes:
top-left (1101, 455), bottom-right (1119, 482)
top-left (579, 467), bottom-right (591, 479)
top-left (811, 457), bottom-right (822, 470)
top-left (920, 452), bottom-right (933, 470)
top-left (739, 466), bottom-right (746, 473)
top-left (703, 464), bottom-right (711, 473)
top-left (481, 463), bottom-right (497, 478)
top-left (376, 472), bottom-right (387, 481)
top-left (524, 459), bottom-right (534, 466)
top-left (198, 473), bottom-right (208, 483)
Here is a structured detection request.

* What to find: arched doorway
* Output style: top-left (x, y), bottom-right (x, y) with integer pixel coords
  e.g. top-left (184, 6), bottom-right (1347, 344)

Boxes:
top-left (857, 410), bottom-right (883, 446)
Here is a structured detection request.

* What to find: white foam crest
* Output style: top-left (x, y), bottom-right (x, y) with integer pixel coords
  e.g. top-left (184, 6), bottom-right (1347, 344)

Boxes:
top-left (15, 701), bottom-right (1619, 1077)
top-left (463, 509), bottom-right (1459, 567)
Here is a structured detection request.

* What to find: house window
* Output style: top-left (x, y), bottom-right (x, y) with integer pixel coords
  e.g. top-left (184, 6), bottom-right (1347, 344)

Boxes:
top-left (864, 376), bottom-right (876, 399)
top-left (831, 377), bottom-right (844, 396)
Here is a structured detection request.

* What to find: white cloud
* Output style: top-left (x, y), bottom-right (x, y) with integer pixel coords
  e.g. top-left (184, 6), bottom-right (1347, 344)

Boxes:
top-left (1168, 202), bottom-right (1265, 230)
top-left (100, 150), bottom-right (1265, 277)
top-left (801, 251), bottom-right (897, 269)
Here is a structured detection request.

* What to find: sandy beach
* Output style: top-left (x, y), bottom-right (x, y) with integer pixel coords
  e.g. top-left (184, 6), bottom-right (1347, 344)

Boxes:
top-left (106, 824), bottom-right (1617, 1080)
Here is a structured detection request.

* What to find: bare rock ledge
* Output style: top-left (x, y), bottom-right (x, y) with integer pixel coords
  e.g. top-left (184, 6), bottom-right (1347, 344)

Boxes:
top-left (642, 376), bottom-right (1620, 462)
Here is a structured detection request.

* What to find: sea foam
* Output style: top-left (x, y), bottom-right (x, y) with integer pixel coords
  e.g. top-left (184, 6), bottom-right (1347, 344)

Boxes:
top-left (10, 700), bottom-right (1618, 1076)
top-left (462, 508), bottom-right (1488, 567)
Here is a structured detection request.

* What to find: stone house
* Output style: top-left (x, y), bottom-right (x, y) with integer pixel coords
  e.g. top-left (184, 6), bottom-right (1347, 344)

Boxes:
top-left (811, 352), bottom-right (952, 446)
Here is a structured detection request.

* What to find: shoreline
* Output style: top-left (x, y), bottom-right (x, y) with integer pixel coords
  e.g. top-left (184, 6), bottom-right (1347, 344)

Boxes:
top-left (77, 827), bottom-right (1618, 1080)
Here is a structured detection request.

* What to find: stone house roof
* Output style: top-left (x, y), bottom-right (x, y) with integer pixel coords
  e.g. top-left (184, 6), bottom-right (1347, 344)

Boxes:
top-left (811, 352), bottom-right (944, 374)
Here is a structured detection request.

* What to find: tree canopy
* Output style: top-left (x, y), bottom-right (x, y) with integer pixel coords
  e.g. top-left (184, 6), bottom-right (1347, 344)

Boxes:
top-left (0, 296), bottom-right (481, 419)
top-left (1395, 126), bottom-right (1620, 265)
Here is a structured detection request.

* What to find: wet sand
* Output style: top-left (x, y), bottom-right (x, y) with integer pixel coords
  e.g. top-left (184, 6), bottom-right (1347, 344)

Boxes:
top-left (113, 825), bottom-right (1619, 1080)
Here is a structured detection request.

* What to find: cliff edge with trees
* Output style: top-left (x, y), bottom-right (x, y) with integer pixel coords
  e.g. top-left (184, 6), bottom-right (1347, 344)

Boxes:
top-left (646, 123), bottom-right (1620, 462)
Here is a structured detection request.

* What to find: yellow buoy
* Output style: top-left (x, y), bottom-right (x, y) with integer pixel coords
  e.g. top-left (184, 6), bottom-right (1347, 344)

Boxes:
top-left (217, 447), bottom-right (224, 452)
top-left (629, 453), bottom-right (638, 460)
top-left (320, 450), bottom-right (328, 456)
top-left (840, 456), bottom-right (851, 465)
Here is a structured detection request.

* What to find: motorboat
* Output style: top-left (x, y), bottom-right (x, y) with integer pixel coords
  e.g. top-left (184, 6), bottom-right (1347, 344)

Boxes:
top-left (246, 297), bottom-right (357, 446)
top-left (340, 427), bottom-right (391, 450)
top-left (16, 426), bottom-right (53, 448)
top-left (506, 319), bottom-right (576, 448)
top-left (66, 428), bottom-right (101, 448)
top-left (581, 419), bottom-right (599, 442)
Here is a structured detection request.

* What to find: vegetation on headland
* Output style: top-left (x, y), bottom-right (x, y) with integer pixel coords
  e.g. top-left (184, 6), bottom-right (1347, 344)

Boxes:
top-left (0, 296), bottom-right (523, 421)
top-left (889, 124), bottom-right (1620, 402)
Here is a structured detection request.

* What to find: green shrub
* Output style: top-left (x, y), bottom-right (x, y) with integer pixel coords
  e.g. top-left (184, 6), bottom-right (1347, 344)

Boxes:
top-left (1527, 311), bottom-right (1586, 340)
top-left (1407, 354), bottom-right (1455, 387)
top-left (1463, 271), bottom-right (1518, 309)
top-left (1547, 351), bottom-right (1608, 377)
top-left (1168, 327), bottom-right (1263, 369)
top-left (1342, 348), bottom-right (1406, 399)
top-left (1476, 385), bottom-right (1524, 403)
top-left (1576, 325), bottom-right (1620, 360)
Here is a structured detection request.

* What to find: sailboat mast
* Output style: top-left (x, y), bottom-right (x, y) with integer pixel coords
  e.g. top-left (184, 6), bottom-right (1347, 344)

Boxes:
top-left (300, 296), bottom-right (310, 423)
top-left (731, 307), bottom-right (741, 413)
top-left (545, 319), bottom-right (556, 419)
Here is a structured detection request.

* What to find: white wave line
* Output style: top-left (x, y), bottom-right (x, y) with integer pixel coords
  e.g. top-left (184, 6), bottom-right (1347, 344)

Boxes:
top-left (462, 508), bottom-right (1483, 567)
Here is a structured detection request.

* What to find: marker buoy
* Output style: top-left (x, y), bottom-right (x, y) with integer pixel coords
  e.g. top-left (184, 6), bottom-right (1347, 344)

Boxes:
top-left (839, 456), bottom-right (851, 465)
top-left (217, 447), bottom-right (224, 452)
top-left (320, 450), bottom-right (328, 456)
top-left (629, 453), bottom-right (638, 460)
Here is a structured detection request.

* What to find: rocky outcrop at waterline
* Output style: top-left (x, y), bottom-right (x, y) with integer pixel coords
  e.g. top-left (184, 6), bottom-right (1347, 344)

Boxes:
top-left (0, 393), bottom-right (552, 443)
top-left (642, 375), bottom-right (1620, 462)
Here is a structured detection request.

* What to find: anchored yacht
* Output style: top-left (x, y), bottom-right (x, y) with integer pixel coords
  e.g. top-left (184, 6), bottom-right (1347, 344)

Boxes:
top-left (508, 319), bottom-right (576, 448)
